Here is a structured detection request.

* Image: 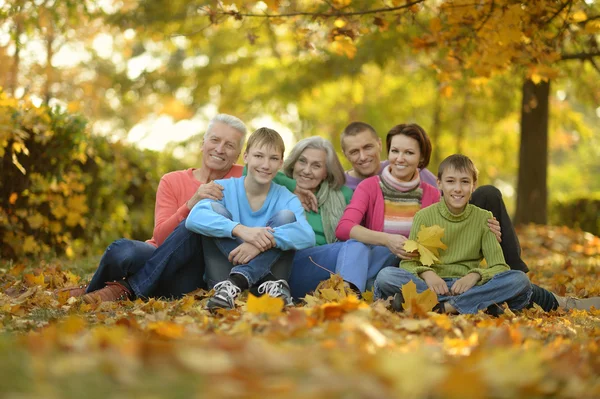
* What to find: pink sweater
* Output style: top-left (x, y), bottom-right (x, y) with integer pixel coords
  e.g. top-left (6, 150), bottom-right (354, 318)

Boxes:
top-left (147, 165), bottom-right (244, 247)
top-left (335, 175), bottom-right (440, 241)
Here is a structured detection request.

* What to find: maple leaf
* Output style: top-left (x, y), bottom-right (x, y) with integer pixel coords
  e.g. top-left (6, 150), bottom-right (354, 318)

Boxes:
top-left (401, 280), bottom-right (438, 315)
top-left (403, 224), bottom-right (448, 266)
top-left (247, 293), bottom-right (284, 315)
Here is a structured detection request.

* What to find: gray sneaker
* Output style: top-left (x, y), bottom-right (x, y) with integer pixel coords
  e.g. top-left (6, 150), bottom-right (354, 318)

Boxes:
top-left (554, 294), bottom-right (600, 311)
top-left (207, 280), bottom-right (241, 310)
top-left (257, 280), bottom-right (294, 307)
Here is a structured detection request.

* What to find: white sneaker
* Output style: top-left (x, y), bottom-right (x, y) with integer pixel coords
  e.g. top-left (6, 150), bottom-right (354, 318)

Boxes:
top-left (207, 280), bottom-right (242, 310)
top-left (257, 280), bottom-right (294, 307)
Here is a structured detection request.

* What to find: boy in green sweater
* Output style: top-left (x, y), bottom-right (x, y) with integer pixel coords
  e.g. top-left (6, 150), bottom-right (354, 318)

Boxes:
top-left (374, 154), bottom-right (532, 314)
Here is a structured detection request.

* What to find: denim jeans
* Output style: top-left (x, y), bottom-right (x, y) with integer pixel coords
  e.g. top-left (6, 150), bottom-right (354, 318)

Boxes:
top-left (86, 239), bottom-right (156, 293)
top-left (288, 242), bottom-right (345, 299)
top-left (127, 219), bottom-right (207, 299)
top-left (335, 240), bottom-right (399, 292)
top-left (203, 203), bottom-right (297, 288)
top-left (374, 268), bottom-right (532, 314)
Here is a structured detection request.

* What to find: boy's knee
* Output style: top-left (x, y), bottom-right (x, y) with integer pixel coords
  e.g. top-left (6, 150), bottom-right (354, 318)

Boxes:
top-left (510, 270), bottom-right (531, 291)
top-left (269, 209), bottom-right (296, 227)
top-left (374, 268), bottom-right (398, 297)
top-left (210, 202), bottom-right (233, 220)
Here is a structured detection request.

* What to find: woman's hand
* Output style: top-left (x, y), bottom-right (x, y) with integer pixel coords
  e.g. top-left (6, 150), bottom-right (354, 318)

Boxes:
top-left (294, 186), bottom-right (318, 213)
top-left (420, 271), bottom-right (449, 295)
top-left (450, 273), bottom-right (481, 295)
top-left (487, 217), bottom-right (502, 243)
top-left (229, 242), bottom-right (261, 265)
top-left (385, 234), bottom-right (418, 260)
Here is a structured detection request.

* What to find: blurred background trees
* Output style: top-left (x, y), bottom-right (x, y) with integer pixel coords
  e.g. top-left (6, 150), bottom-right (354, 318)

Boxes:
top-left (1, 0), bottom-right (599, 259)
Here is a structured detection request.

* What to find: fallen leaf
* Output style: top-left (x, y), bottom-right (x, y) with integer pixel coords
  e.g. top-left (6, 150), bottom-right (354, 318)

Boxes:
top-left (401, 280), bottom-right (438, 315)
top-left (246, 293), bottom-right (284, 316)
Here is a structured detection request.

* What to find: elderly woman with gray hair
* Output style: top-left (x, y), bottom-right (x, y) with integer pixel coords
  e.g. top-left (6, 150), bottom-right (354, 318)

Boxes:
top-left (282, 137), bottom-right (355, 298)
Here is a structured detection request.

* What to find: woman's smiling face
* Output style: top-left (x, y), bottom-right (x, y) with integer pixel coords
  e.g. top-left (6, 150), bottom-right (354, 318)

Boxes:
top-left (292, 148), bottom-right (328, 192)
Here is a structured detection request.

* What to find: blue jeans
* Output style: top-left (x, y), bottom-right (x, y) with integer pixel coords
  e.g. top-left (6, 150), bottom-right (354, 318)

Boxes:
top-left (374, 268), bottom-right (533, 314)
top-left (203, 203), bottom-right (297, 288)
top-left (288, 242), bottom-right (345, 298)
top-left (127, 220), bottom-right (207, 299)
top-left (86, 239), bottom-right (156, 293)
top-left (335, 240), bottom-right (399, 292)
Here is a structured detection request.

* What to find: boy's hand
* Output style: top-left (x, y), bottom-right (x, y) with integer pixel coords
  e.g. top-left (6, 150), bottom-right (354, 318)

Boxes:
top-left (386, 234), bottom-right (418, 260)
top-left (450, 273), bottom-right (481, 295)
top-left (420, 271), bottom-right (449, 295)
top-left (233, 225), bottom-right (276, 251)
top-left (187, 182), bottom-right (224, 209)
top-left (229, 242), bottom-right (261, 265)
top-left (487, 217), bottom-right (502, 243)
top-left (294, 186), bottom-right (318, 213)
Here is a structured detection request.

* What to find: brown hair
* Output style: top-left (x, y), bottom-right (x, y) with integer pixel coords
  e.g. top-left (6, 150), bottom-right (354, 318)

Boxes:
top-left (437, 154), bottom-right (479, 182)
top-left (340, 121), bottom-right (378, 150)
top-left (385, 123), bottom-right (432, 168)
top-left (245, 127), bottom-right (285, 156)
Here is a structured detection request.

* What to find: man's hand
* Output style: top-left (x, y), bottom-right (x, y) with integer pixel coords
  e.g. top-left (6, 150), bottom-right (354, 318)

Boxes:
top-left (228, 242), bottom-right (261, 265)
top-left (420, 270), bottom-right (449, 295)
top-left (294, 186), bottom-right (318, 213)
top-left (386, 234), bottom-right (418, 260)
top-left (487, 217), bottom-right (502, 243)
top-left (450, 273), bottom-right (481, 295)
top-left (232, 225), bottom-right (276, 251)
top-left (187, 182), bottom-right (225, 209)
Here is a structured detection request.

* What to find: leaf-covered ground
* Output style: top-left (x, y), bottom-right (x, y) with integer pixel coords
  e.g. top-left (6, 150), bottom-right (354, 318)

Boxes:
top-left (1, 225), bottom-right (599, 399)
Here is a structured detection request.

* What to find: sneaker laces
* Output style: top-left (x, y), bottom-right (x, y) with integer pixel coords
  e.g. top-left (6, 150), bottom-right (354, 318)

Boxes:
top-left (258, 280), bottom-right (286, 297)
top-left (213, 280), bottom-right (241, 299)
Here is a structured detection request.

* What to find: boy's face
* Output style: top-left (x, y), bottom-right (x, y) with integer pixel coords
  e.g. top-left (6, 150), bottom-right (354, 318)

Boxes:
top-left (243, 144), bottom-right (284, 186)
top-left (437, 167), bottom-right (476, 214)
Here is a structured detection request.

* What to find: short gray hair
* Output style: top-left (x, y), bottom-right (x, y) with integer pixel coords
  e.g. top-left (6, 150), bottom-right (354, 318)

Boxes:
top-left (206, 114), bottom-right (247, 146)
top-left (283, 137), bottom-right (346, 190)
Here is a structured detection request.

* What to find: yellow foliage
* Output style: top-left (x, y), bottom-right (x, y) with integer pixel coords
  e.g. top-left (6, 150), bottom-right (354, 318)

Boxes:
top-left (403, 224), bottom-right (448, 266)
top-left (400, 280), bottom-right (438, 314)
top-left (247, 293), bottom-right (284, 315)
top-left (330, 36), bottom-right (357, 59)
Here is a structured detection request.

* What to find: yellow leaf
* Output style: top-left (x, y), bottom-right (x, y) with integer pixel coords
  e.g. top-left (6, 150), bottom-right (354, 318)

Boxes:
top-left (263, 0), bottom-right (280, 10)
top-left (9, 192), bottom-right (17, 205)
top-left (570, 10), bottom-right (587, 22)
top-left (247, 293), bottom-right (284, 315)
top-left (23, 273), bottom-right (45, 287)
top-left (334, 19), bottom-right (346, 28)
top-left (403, 224), bottom-right (448, 266)
top-left (148, 321), bottom-right (185, 339)
top-left (331, 35), bottom-right (357, 59)
top-left (430, 17), bottom-right (442, 34)
top-left (332, 0), bottom-right (351, 7)
top-left (59, 315), bottom-right (87, 335)
top-left (401, 280), bottom-right (438, 314)
top-left (26, 212), bottom-right (45, 229)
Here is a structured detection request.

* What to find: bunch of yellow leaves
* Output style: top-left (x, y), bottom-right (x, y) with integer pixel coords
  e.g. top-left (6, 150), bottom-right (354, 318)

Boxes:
top-left (403, 225), bottom-right (448, 266)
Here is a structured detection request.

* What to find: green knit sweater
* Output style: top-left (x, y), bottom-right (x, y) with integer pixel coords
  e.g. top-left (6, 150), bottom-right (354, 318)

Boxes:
top-left (400, 199), bottom-right (509, 284)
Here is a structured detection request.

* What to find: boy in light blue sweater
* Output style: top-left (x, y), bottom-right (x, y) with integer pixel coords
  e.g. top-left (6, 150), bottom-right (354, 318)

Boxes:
top-left (186, 127), bottom-right (315, 310)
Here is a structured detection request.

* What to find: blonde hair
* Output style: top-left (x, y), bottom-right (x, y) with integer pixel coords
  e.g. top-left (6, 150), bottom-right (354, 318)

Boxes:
top-left (283, 137), bottom-right (346, 190)
top-left (245, 127), bottom-right (285, 156)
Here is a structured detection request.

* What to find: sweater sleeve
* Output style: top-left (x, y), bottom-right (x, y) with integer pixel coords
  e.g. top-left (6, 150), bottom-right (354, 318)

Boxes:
top-left (243, 165), bottom-right (296, 192)
top-left (470, 217), bottom-right (510, 283)
top-left (185, 198), bottom-right (239, 238)
top-left (272, 195), bottom-right (316, 250)
top-left (335, 179), bottom-right (372, 241)
top-left (399, 211), bottom-right (435, 277)
top-left (152, 176), bottom-right (192, 246)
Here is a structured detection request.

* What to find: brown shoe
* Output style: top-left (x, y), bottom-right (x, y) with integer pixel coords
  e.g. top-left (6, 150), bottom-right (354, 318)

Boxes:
top-left (54, 284), bottom-right (88, 298)
top-left (82, 282), bottom-right (132, 304)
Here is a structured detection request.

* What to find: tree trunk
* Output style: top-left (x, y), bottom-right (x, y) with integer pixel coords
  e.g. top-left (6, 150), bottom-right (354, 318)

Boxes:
top-left (429, 86), bottom-right (443, 169)
top-left (514, 79), bottom-right (550, 225)
top-left (8, 17), bottom-right (23, 96)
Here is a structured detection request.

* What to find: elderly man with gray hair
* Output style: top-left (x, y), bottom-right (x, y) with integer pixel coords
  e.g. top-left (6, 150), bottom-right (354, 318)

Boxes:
top-left (57, 114), bottom-right (253, 301)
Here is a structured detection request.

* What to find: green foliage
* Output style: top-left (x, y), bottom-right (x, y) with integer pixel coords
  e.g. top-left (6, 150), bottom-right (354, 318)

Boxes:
top-left (550, 195), bottom-right (600, 236)
top-left (0, 92), bottom-right (184, 259)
